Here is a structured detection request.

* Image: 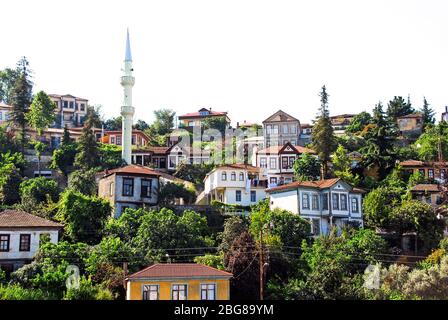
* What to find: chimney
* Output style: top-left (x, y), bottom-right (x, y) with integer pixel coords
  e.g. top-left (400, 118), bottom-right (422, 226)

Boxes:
top-left (237, 122), bottom-right (239, 128)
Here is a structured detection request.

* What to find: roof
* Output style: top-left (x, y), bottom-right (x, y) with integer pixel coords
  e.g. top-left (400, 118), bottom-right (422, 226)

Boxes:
top-left (266, 178), bottom-right (342, 193)
top-left (330, 114), bottom-right (357, 119)
top-left (399, 160), bottom-right (448, 167)
top-left (0, 210), bottom-right (63, 229)
top-left (257, 143), bottom-right (315, 155)
top-left (127, 263), bottom-right (233, 280)
top-left (48, 94), bottom-right (88, 101)
top-left (411, 184), bottom-right (441, 192)
top-left (237, 120), bottom-right (259, 128)
top-left (216, 163), bottom-right (260, 173)
top-left (397, 113), bottom-right (423, 119)
top-left (301, 123), bottom-right (313, 129)
top-left (133, 146), bottom-right (171, 155)
top-left (0, 102), bottom-right (12, 109)
top-left (263, 110), bottom-right (299, 123)
top-left (101, 165), bottom-right (161, 178)
top-left (178, 108), bottom-right (228, 120)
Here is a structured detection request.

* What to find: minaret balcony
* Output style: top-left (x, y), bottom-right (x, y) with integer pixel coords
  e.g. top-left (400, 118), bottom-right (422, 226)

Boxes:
top-left (121, 106), bottom-right (135, 115)
top-left (121, 76), bottom-right (135, 86)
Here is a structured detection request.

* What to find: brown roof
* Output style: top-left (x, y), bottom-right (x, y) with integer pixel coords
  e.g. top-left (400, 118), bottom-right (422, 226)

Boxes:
top-left (127, 263), bottom-right (233, 280)
top-left (411, 184), bottom-right (441, 192)
top-left (399, 160), bottom-right (448, 167)
top-left (101, 165), bottom-right (161, 178)
top-left (266, 178), bottom-right (342, 193)
top-left (397, 113), bottom-right (423, 119)
top-left (0, 210), bottom-right (63, 229)
top-left (216, 163), bottom-right (260, 173)
top-left (263, 110), bottom-right (299, 123)
top-left (178, 108), bottom-right (228, 120)
top-left (0, 102), bottom-right (12, 109)
top-left (257, 144), bottom-right (315, 155)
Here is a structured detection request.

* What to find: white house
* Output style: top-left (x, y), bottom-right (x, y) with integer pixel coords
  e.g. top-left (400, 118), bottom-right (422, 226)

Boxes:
top-left (266, 178), bottom-right (365, 235)
top-left (0, 210), bottom-right (62, 273)
top-left (98, 165), bottom-right (161, 218)
top-left (199, 164), bottom-right (268, 206)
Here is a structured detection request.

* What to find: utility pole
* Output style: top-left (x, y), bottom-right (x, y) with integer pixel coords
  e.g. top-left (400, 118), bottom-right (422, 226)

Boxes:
top-left (259, 228), bottom-right (264, 301)
top-left (122, 262), bottom-right (128, 290)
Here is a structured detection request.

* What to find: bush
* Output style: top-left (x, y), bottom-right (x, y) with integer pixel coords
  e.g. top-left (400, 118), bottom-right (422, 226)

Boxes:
top-left (63, 277), bottom-right (113, 300)
top-left (19, 177), bottom-right (59, 212)
top-left (0, 284), bottom-right (50, 300)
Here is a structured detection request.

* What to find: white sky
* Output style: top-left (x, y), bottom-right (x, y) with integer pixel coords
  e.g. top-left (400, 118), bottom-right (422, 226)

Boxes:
top-left (1, 0), bottom-right (448, 126)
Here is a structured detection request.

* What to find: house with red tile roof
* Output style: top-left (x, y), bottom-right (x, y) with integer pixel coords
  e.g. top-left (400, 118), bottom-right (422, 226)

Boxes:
top-left (262, 110), bottom-right (302, 147)
top-left (399, 160), bottom-right (448, 183)
top-left (125, 263), bottom-right (232, 300)
top-left (97, 165), bottom-right (161, 217)
top-left (0, 210), bottom-right (63, 274)
top-left (178, 107), bottom-right (231, 128)
top-left (254, 142), bottom-right (316, 186)
top-left (266, 178), bottom-right (364, 235)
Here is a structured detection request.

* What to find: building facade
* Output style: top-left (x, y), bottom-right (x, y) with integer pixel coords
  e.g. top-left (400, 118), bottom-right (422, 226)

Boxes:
top-left (126, 263), bottom-right (232, 300)
top-left (262, 110), bottom-right (301, 148)
top-left (397, 113), bottom-right (423, 139)
top-left (330, 114), bottom-right (357, 136)
top-left (98, 165), bottom-right (160, 218)
top-left (49, 94), bottom-right (88, 128)
top-left (0, 210), bottom-right (62, 273)
top-left (266, 178), bottom-right (364, 235)
top-left (399, 160), bottom-right (448, 184)
top-left (101, 130), bottom-right (149, 148)
top-left (0, 102), bottom-right (11, 125)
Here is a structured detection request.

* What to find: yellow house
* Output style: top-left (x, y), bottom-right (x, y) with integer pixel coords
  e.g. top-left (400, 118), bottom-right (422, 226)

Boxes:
top-left (125, 263), bottom-right (232, 300)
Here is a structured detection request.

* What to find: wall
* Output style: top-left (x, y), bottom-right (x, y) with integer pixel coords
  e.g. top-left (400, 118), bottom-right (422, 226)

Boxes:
top-left (127, 278), bottom-right (230, 300)
top-left (269, 190), bottom-right (298, 214)
top-left (224, 187), bottom-right (266, 206)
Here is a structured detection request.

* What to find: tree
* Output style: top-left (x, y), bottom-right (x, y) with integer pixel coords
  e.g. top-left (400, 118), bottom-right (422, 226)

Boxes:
top-left (83, 106), bottom-right (102, 129)
top-left (158, 182), bottom-right (197, 206)
top-left (386, 96), bottom-right (414, 123)
top-left (9, 57), bottom-right (33, 151)
top-left (217, 216), bottom-right (248, 253)
top-left (202, 116), bottom-right (229, 133)
top-left (421, 97), bottom-right (435, 129)
top-left (173, 162), bottom-right (215, 186)
top-left (19, 177), bottom-right (59, 213)
top-left (345, 111), bottom-right (372, 134)
top-left (103, 116), bottom-right (122, 131)
top-left (362, 186), bottom-right (405, 228)
top-left (360, 102), bottom-right (396, 180)
top-left (68, 169), bottom-right (98, 196)
top-left (0, 67), bottom-right (20, 104)
top-left (293, 153), bottom-right (320, 181)
top-left (74, 125), bottom-right (100, 170)
top-left (26, 91), bottom-right (56, 136)
top-left (332, 145), bottom-right (360, 186)
top-left (311, 85), bottom-right (336, 178)
top-left (56, 189), bottom-right (111, 244)
top-left (49, 126), bottom-right (77, 177)
top-left (414, 122), bottom-right (448, 162)
top-left (104, 208), bottom-right (146, 243)
top-left (98, 143), bottom-right (125, 170)
top-left (0, 162), bottom-right (22, 205)
top-left (33, 141), bottom-right (46, 176)
top-left (151, 109), bottom-right (175, 136)
top-left (133, 119), bottom-right (149, 131)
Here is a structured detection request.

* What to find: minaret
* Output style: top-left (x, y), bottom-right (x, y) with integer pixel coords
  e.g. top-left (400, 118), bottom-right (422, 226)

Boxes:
top-left (120, 28), bottom-right (135, 164)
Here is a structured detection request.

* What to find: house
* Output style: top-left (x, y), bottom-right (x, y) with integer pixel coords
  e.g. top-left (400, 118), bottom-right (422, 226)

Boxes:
top-left (397, 113), bottom-right (423, 138)
top-left (0, 210), bottom-right (62, 274)
top-left (125, 263), bottom-right (232, 300)
top-left (330, 114), bottom-right (357, 136)
top-left (101, 129), bottom-right (149, 148)
top-left (263, 110), bottom-right (301, 147)
top-left (236, 120), bottom-right (260, 130)
top-left (266, 178), bottom-right (365, 235)
top-left (167, 144), bottom-right (211, 171)
top-left (399, 160), bottom-right (448, 183)
top-left (0, 102), bottom-right (12, 125)
top-left (178, 108), bottom-right (231, 128)
top-left (49, 94), bottom-right (89, 128)
top-left (442, 106), bottom-right (448, 122)
top-left (299, 123), bottom-right (313, 145)
top-left (97, 165), bottom-right (161, 218)
top-left (255, 142), bottom-right (316, 186)
top-left (199, 164), bottom-right (267, 207)
top-left (410, 184), bottom-right (444, 207)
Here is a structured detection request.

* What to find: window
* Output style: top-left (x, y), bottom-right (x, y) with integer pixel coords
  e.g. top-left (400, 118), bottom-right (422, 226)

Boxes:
top-left (172, 284), bottom-right (187, 300)
top-left (141, 179), bottom-right (152, 198)
top-left (441, 169), bottom-right (446, 179)
top-left (69, 101), bottom-right (74, 109)
top-left (332, 193), bottom-right (339, 210)
top-left (429, 169), bottom-right (434, 179)
top-left (221, 172), bottom-right (227, 181)
top-left (322, 194), bottom-right (329, 210)
top-left (239, 172), bottom-right (244, 181)
top-left (289, 156), bottom-right (295, 168)
top-left (251, 190), bottom-right (256, 202)
top-left (351, 197), bottom-right (359, 213)
top-left (290, 125), bottom-right (297, 134)
top-left (0, 234), bottom-right (10, 252)
top-left (282, 157), bottom-right (289, 169)
top-left (270, 177), bottom-right (278, 185)
top-left (169, 156), bottom-right (176, 168)
top-left (340, 194), bottom-right (347, 211)
top-left (63, 101), bottom-right (68, 108)
top-left (236, 190), bottom-right (242, 202)
top-left (260, 157), bottom-right (267, 168)
top-left (272, 125), bottom-right (279, 134)
top-left (270, 158), bottom-right (277, 170)
top-left (312, 194), bottom-right (319, 210)
top-left (0, 112), bottom-right (2, 120)
top-left (302, 193), bottom-right (310, 209)
top-left (132, 135), bottom-right (136, 145)
top-left (116, 136), bottom-right (122, 145)
top-left (122, 178), bottom-right (134, 196)
top-left (80, 103), bottom-right (85, 111)
top-left (282, 124), bottom-right (288, 134)
top-left (231, 172), bottom-right (236, 181)
top-left (201, 284), bottom-right (216, 300)
top-left (266, 125), bottom-right (272, 134)
top-left (153, 158), bottom-right (159, 168)
top-left (311, 218), bottom-right (320, 235)
top-left (19, 234), bottom-right (31, 252)
top-left (160, 158), bottom-right (166, 169)
top-left (419, 169), bottom-right (425, 176)
top-left (143, 285), bottom-right (159, 300)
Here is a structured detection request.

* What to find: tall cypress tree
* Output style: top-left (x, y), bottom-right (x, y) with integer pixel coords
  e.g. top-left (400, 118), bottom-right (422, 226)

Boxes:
top-left (9, 57), bottom-right (33, 152)
top-left (421, 97), bottom-right (435, 130)
top-left (311, 85), bottom-right (336, 178)
top-left (386, 96), bottom-right (414, 124)
top-left (74, 110), bottom-right (100, 170)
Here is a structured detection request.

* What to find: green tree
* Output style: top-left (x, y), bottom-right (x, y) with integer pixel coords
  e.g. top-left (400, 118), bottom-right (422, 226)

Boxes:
top-left (158, 182), bottom-right (197, 206)
top-left (293, 153), bottom-right (321, 181)
top-left (217, 216), bottom-right (248, 252)
top-left (133, 119), bottom-right (149, 131)
top-left (32, 141), bottom-right (46, 176)
top-left (56, 190), bottom-right (111, 244)
top-left (19, 177), bottom-right (59, 213)
top-left (332, 144), bottom-right (360, 186)
top-left (49, 126), bottom-right (77, 177)
top-left (0, 152), bottom-right (24, 205)
top-left (202, 116), bottom-right (229, 133)
top-left (0, 67), bottom-right (20, 104)
top-left (421, 97), bottom-right (435, 129)
top-left (311, 85), bottom-right (336, 178)
top-left (345, 111), bottom-right (372, 134)
top-left (98, 143), bottom-right (125, 170)
top-left (74, 123), bottom-right (100, 170)
top-left (414, 122), bottom-right (448, 161)
top-left (67, 169), bottom-right (98, 196)
top-left (26, 91), bottom-right (56, 135)
top-left (103, 116), bottom-right (122, 130)
top-left (386, 96), bottom-right (414, 123)
top-left (173, 162), bottom-right (215, 186)
top-left (363, 186), bottom-right (405, 228)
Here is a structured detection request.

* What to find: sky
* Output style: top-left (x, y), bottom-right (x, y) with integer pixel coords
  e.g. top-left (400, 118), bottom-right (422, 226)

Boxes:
top-left (1, 0), bottom-right (448, 126)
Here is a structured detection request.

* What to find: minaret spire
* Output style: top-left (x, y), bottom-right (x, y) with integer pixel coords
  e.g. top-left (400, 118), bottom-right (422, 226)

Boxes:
top-left (120, 28), bottom-right (135, 165)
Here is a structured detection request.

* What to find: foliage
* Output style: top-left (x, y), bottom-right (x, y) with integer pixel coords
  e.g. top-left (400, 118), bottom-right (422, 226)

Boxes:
top-left (63, 276), bottom-right (113, 300)
top-left (332, 144), bottom-right (361, 186)
top-left (173, 162), bottom-right (215, 186)
top-left (311, 85), bottom-right (336, 177)
top-left (50, 142), bottom-right (77, 177)
top-left (345, 111), bottom-right (372, 134)
top-left (0, 284), bottom-right (50, 300)
top-left (145, 108), bottom-right (175, 146)
top-left (363, 186), bottom-right (404, 228)
top-left (202, 116), bottom-right (229, 133)
top-left (293, 153), bottom-right (321, 181)
top-left (98, 143), bottom-right (126, 170)
top-left (56, 190), bottom-right (111, 244)
top-left (104, 208), bottom-right (147, 243)
top-left (414, 122), bottom-right (448, 161)
top-left (0, 67), bottom-right (20, 104)
top-left (19, 177), bottom-right (59, 213)
top-left (421, 97), bottom-right (435, 128)
top-left (386, 96), bottom-right (414, 123)
top-left (194, 253), bottom-right (225, 270)
top-left (68, 169), bottom-right (98, 196)
top-left (103, 116), bottom-right (122, 130)
top-left (217, 216), bottom-right (249, 253)
top-left (26, 91), bottom-right (56, 135)
top-left (74, 125), bottom-right (100, 169)
top-left (158, 182), bottom-right (197, 206)
top-left (0, 159), bottom-right (22, 205)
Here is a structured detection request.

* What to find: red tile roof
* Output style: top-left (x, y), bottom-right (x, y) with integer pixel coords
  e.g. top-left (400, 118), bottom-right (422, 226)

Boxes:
top-left (411, 184), bottom-right (441, 192)
top-left (216, 163), bottom-right (260, 173)
top-left (101, 165), bottom-right (161, 178)
top-left (178, 108), bottom-right (228, 119)
top-left (0, 210), bottom-right (63, 229)
top-left (266, 178), bottom-right (342, 193)
top-left (127, 263), bottom-right (233, 279)
top-left (397, 113), bottom-right (423, 119)
top-left (0, 102), bottom-right (12, 108)
top-left (399, 160), bottom-right (425, 167)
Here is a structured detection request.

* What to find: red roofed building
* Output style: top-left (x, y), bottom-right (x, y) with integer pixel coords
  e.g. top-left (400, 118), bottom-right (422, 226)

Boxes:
top-left (178, 107), bottom-right (231, 128)
top-left (266, 178), bottom-right (364, 235)
top-left (255, 142), bottom-right (316, 186)
top-left (97, 165), bottom-right (161, 217)
top-left (0, 210), bottom-right (63, 273)
top-left (399, 160), bottom-right (448, 183)
top-left (125, 263), bottom-right (232, 300)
